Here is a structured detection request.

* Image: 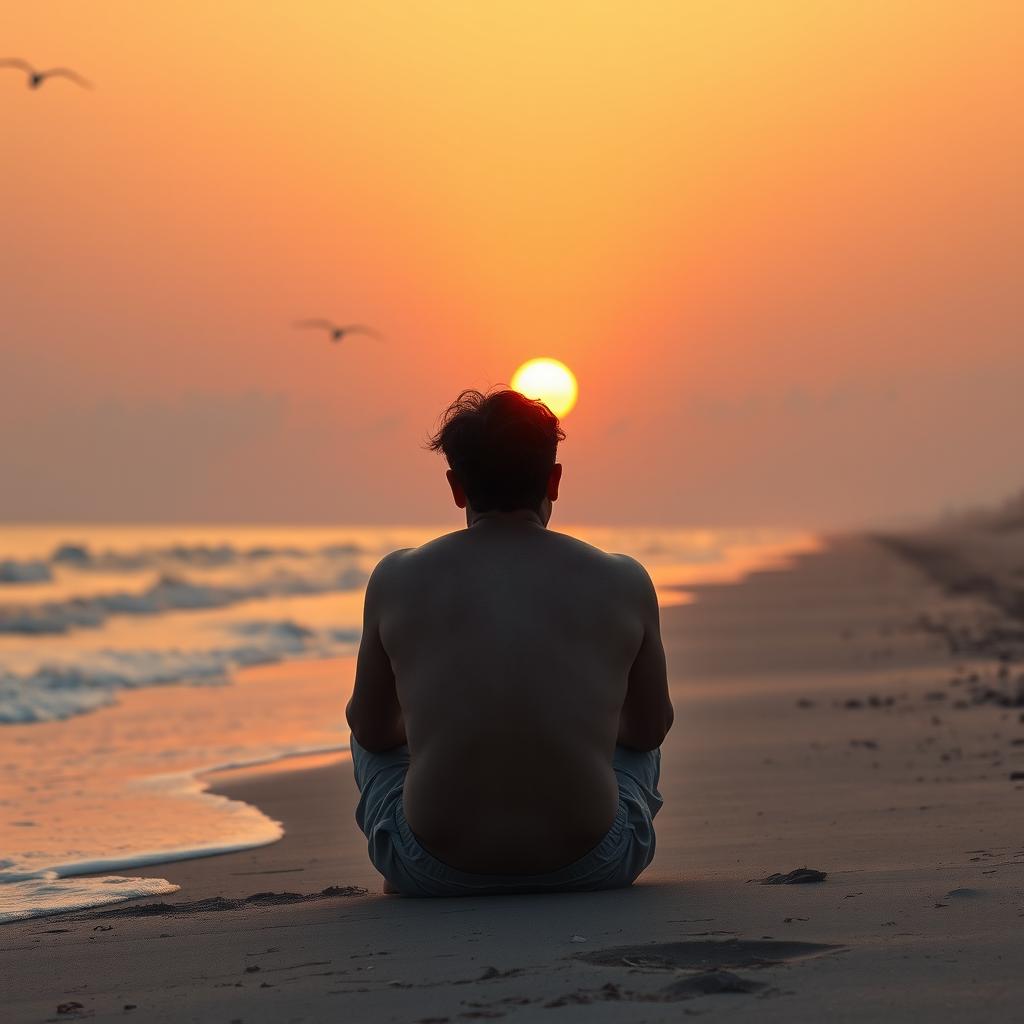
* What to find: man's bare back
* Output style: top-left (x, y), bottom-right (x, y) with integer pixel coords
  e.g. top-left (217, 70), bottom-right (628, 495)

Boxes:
top-left (346, 388), bottom-right (671, 891)
top-left (349, 513), bottom-right (670, 875)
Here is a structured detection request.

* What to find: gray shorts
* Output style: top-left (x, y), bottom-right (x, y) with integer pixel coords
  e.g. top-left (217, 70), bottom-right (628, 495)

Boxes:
top-left (351, 735), bottom-right (663, 897)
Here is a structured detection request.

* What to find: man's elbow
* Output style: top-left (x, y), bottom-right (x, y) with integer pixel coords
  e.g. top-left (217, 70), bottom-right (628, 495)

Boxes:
top-left (619, 704), bottom-right (674, 752)
top-left (664, 702), bottom-right (675, 737)
top-left (346, 702), bottom-right (406, 753)
top-left (649, 704), bottom-right (674, 748)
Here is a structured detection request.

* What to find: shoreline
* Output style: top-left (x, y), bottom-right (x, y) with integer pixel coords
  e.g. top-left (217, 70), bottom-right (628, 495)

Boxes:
top-left (0, 745), bottom-right (357, 927)
top-left (0, 657), bottom-right (358, 925)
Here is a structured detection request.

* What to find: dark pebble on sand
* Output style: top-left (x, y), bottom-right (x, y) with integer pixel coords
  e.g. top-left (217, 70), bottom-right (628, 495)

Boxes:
top-left (1010, 771), bottom-right (1024, 781)
top-left (57, 1003), bottom-right (84, 1015)
top-left (244, 965), bottom-right (261, 973)
top-left (124, 1006), bottom-right (136, 1012)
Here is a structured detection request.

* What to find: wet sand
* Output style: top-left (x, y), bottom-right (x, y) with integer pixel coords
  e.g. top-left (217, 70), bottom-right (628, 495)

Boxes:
top-left (3, 534), bottom-right (1023, 1022)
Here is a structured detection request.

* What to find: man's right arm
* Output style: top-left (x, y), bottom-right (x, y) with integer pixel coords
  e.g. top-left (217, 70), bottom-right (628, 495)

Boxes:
top-left (346, 550), bottom-right (408, 752)
top-left (616, 556), bottom-right (674, 751)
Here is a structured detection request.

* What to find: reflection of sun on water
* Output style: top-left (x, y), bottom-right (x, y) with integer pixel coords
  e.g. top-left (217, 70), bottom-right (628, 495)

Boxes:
top-left (511, 358), bottom-right (578, 418)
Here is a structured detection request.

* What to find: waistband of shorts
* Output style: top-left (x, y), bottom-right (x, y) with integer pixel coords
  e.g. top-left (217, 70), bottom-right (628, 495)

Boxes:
top-left (393, 797), bottom-right (630, 892)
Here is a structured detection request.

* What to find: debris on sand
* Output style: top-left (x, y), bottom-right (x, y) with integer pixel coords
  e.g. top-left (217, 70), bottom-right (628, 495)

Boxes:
top-left (544, 983), bottom-right (621, 1008)
top-left (476, 966), bottom-right (523, 981)
top-left (545, 974), bottom-right (765, 1008)
top-left (546, 971), bottom-right (769, 1006)
top-left (580, 938), bottom-right (839, 970)
top-left (656, 969), bottom-right (767, 1000)
top-left (760, 868), bottom-right (827, 885)
top-left (74, 886), bottom-right (367, 919)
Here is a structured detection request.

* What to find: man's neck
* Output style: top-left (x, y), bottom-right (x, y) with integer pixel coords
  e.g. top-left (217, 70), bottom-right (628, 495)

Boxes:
top-left (466, 508), bottom-right (547, 529)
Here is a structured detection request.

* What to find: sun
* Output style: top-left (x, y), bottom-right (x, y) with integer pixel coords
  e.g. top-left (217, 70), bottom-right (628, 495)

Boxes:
top-left (510, 358), bottom-right (578, 418)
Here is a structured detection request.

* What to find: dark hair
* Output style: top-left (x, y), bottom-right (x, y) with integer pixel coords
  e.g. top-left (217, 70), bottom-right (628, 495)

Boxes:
top-left (427, 388), bottom-right (565, 512)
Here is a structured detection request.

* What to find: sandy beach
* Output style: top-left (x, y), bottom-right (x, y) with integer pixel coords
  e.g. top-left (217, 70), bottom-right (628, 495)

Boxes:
top-left (3, 532), bottom-right (1023, 1022)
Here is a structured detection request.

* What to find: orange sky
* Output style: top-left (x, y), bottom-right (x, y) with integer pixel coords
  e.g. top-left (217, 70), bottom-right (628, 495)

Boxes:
top-left (2, 2), bottom-right (1022, 526)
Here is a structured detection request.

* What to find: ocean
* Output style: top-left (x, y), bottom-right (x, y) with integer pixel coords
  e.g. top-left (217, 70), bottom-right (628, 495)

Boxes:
top-left (0, 523), bottom-right (815, 923)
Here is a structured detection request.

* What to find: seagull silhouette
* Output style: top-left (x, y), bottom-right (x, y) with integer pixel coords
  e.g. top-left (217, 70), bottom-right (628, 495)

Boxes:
top-left (0, 59), bottom-right (93, 90)
top-left (293, 319), bottom-right (384, 343)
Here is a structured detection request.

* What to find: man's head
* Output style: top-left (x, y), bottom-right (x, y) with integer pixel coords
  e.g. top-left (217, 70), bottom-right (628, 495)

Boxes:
top-left (428, 388), bottom-right (565, 521)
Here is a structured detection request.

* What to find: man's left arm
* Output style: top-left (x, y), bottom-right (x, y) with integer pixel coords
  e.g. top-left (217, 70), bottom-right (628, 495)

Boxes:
top-left (346, 551), bottom-right (407, 752)
top-left (615, 555), bottom-right (674, 751)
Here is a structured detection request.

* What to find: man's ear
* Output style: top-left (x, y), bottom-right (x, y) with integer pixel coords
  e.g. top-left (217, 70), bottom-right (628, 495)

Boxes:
top-left (547, 463), bottom-right (562, 503)
top-left (446, 469), bottom-right (468, 509)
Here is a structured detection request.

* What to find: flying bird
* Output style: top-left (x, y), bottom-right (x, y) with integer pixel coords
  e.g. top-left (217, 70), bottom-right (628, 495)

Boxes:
top-left (293, 320), bottom-right (384, 343)
top-left (0, 59), bottom-right (93, 90)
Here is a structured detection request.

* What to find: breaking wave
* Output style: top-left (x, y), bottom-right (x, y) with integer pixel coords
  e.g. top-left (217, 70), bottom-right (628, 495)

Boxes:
top-left (0, 620), bottom-right (360, 724)
top-left (0, 568), bottom-right (368, 635)
top-left (0, 559), bottom-right (52, 583)
top-left (5, 540), bottom-right (367, 575)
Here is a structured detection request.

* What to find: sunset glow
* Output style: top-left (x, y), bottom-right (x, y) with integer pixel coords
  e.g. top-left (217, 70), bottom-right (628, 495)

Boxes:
top-left (1, 3), bottom-right (1022, 525)
top-left (511, 358), bottom-right (578, 418)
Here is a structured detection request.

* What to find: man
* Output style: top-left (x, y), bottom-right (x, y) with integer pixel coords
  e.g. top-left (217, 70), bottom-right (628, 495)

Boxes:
top-left (346, 388), bottom-right (672, 896)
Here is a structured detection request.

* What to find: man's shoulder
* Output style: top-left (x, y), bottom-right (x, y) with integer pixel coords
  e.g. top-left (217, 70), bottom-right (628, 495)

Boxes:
top-left (367, 531), bottom-right (463, 581)
top-left (365, 546), bottom-right (415, 594)
top-left (609, 552), bottom-right (658, 606)
top-left (548, 533), bottom-right (655, 589)
top-left (548, 531), bottom-right (644, 569)
top-left (607, 550), bottom-right (653, 579)
top-left (560, 538), bottom-right (658, 604)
